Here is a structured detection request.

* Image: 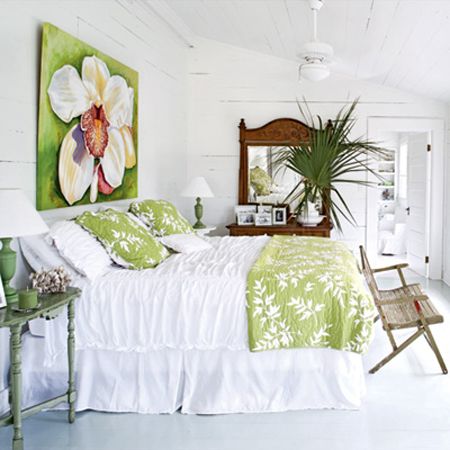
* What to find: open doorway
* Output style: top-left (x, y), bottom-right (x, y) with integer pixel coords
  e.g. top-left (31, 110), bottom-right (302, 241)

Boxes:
top-left (367, 117), bottom-right (444, 279)
top-left (376, 132), bottom-right (430, 277)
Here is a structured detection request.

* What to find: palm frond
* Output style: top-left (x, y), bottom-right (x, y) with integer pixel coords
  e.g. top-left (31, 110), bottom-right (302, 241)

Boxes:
top-left (272, 98), bottom-right (390, 232)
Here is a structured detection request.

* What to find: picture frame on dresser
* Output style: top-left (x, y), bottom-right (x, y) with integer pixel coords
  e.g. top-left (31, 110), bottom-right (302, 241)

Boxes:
top-left (255, 212), bottom-right (272, 226)
top-left (237, 212), bottom-right (255, 226)
top-left (272, 206), bottom-right (287, 225)
top-left (235, 205), bottom-right (257, 225)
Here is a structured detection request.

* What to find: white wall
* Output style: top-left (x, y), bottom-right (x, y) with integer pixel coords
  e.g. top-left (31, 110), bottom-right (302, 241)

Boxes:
top-left (0, 0), bottom-right (190, 411)
top-left (186, 38), bottom-right (448, 250)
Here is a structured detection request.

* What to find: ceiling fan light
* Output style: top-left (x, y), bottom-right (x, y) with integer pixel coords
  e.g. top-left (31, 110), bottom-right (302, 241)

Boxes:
top-left (299, 61), bottom-right (330, 82)
top-left (301, 41), bottom-right (334, 60)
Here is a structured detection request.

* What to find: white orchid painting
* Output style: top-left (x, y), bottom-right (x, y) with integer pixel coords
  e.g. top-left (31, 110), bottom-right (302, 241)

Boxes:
top-left (37, 23), bottom-right (138, 210)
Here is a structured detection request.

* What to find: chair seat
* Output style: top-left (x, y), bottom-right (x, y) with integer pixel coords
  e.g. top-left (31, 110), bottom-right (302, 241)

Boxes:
top-left (379, 284), bottom-right (443, 329)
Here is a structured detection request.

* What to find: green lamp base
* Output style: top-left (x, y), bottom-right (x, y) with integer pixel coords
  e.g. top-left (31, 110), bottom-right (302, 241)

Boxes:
top-left (192, 197), bottom-right (206, 229)
top-left (6, 292), bottom-right (18, 305)
top-left (193, 221), bottom-right (206, 229)
top-left (0, 237), bottom-right (18, 305)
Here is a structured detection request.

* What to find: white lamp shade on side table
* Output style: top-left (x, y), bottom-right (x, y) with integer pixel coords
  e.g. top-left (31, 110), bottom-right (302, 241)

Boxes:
top-left (0, 189), bottom-right (49, 238)
top-left (181, 177), bottom-right (214, 198)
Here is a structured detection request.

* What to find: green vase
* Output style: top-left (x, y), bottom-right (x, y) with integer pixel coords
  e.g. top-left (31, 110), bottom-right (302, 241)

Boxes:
top-left (0, 238), bottom-right (18, 305)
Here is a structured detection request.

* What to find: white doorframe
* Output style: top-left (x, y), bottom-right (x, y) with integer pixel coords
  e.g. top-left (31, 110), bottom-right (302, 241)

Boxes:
top-left (366, 117), bottom-right (445, 280)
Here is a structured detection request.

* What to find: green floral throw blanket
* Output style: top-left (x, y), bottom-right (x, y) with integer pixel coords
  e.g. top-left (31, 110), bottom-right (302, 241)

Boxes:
top-left (247, 236), bottom-right (376, 354)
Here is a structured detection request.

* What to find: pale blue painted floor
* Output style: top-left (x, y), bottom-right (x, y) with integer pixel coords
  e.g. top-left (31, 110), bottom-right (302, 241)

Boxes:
top-left (1, 269), bottom-right (450, 450)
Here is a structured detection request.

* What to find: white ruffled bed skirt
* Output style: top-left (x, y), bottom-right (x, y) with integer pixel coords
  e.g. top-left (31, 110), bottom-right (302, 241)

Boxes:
top-left (18, 333), bottom-right (365, 414)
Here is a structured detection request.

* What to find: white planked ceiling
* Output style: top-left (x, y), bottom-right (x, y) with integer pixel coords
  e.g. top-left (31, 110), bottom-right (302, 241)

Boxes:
top-left (162, 0), bottom-right (450, 101)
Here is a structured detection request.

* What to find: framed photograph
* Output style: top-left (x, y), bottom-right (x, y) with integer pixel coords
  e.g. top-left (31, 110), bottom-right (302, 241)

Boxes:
top-left (255, 212), bottom-right (272, 226)
top-left (0, 276), bottom-right (6, 309)
top-left (237, 212), bottom-right (255, 226)
top-left (235, 205), bottom-right (257, 223)
top-left (257, 205), bottom-right (273, 215)
top-left (273, 206), bottom-right (287, 225)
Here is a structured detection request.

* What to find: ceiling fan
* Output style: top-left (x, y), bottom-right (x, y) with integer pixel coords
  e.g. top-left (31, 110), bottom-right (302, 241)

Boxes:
top-left (299, 0), bottom-right (334, 82)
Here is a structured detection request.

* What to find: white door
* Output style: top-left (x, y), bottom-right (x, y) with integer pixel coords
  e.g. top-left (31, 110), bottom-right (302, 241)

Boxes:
top-left (406, 133), bottom-right (430, 277)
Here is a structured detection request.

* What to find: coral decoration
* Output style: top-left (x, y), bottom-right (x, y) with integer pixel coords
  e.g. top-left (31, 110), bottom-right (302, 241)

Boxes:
top-left (30, 266), bottom-right (72, 294)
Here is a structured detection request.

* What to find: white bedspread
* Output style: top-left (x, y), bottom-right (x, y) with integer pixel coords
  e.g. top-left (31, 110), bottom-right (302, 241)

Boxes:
top-left (17, 235), bottom-right (367, 414)
top-left (46, 236), bottom-right (270, 357)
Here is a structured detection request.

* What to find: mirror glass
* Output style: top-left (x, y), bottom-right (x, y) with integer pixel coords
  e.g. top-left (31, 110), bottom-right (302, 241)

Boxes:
top-left (247, 146), bottom-right (301, 204)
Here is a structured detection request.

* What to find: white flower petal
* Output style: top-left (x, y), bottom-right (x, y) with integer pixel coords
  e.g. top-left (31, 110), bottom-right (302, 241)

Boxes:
top-left (102, 75), bottom-right (131, 128)
top-left (58, 125), bottom-right (94, 205)
top-left (90, 165), bottom-right (99, 203)
top-left (126, 87), bottom-right (134, 127)
top-left (82, 56), bottom-right (110, 106)
top-left (48, 65), bottom-right (91, 123)
top-left (101, 128), bottom-right (125, 188)
top-left (119, 126), bottom-right (136, 169)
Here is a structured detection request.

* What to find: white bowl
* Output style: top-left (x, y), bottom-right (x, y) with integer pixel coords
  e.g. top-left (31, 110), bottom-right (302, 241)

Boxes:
top-left (297, 215), bottom-right (325, 227)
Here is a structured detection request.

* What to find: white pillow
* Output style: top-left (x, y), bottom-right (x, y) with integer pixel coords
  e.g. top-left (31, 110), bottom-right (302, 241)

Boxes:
top-left (160, 233), bottom-right (212, 254)
top-left (20, 235), bottom-right (80, 281)
top-left (48, 220), bottom-right (112, 281)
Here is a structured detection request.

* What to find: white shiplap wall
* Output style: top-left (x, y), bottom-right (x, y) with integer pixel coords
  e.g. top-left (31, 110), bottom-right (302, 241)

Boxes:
top-left (0, 0), bottom-right (189, 411)
top-left (186, 37), bottom-right (448, 250)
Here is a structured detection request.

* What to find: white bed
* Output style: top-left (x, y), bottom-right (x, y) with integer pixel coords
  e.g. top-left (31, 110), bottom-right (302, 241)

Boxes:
top-left (18, 234), bottom-right (366, 414)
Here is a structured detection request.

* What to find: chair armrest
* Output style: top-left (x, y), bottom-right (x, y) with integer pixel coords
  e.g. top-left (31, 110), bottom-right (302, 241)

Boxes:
top-left (378, 294), bottom-right (428, 306)
top-left (373, 263), bottom-right (409, 273)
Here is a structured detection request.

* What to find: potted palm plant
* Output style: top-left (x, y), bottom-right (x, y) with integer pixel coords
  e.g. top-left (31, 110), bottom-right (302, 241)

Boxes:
top-left (275, 99), bottom-right (387, 232)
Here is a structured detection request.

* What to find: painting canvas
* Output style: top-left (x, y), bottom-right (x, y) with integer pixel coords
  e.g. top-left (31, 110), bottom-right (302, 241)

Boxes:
top-left (37, 23), bottom-right (138, 210)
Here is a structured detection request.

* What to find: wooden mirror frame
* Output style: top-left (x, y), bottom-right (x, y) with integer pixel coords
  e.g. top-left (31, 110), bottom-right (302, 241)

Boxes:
top-left (238, 118), bottom-right (312, 204)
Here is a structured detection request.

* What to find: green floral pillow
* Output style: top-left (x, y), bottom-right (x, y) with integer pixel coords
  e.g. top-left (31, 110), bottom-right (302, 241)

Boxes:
top-left (76, 209), bottom-right (169, 270)
top-left (129, 200), bottom-right (193, 237)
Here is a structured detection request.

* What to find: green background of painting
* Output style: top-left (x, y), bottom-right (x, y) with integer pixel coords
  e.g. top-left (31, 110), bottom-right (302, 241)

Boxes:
top-left (37, 23), bottom-right (139, 210)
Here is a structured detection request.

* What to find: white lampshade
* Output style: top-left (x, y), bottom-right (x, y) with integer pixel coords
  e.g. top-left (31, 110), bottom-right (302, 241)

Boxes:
top-left (0, 189), bottom-right (49, 238)
top-left (299, 61), bottom-right (330, 82)
top-left (181, 177), bottom-right (214, 198)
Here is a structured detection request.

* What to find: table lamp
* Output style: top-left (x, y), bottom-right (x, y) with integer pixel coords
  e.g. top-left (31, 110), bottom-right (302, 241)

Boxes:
top-left (0, 189), bottom-right (49, 305)
top-left (181, 177), bottom-right (214, 229)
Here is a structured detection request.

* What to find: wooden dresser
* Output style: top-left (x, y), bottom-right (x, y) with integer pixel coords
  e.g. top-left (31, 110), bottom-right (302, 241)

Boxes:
top-left (230, 117), bottom-right (332, 239)
top-left (227, 218), bottom-right (331, 237)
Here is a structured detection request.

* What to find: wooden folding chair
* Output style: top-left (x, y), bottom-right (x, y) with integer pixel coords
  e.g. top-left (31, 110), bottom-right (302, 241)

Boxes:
top-left (359, 246), bottom-right (447, 375)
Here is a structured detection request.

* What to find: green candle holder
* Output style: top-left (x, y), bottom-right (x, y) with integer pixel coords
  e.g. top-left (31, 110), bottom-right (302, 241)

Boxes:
top-left (18, 288), bottom-right (38, 310)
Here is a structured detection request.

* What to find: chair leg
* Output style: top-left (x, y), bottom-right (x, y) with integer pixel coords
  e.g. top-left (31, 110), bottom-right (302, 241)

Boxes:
top-left (423, 330), bottom-right (432, 349)
top-left (386, 329), bottom-right (398, 351)
top-left (369, 328), bottom-right (424, 374)
top-left (422, 325), bottom-right (448, 375)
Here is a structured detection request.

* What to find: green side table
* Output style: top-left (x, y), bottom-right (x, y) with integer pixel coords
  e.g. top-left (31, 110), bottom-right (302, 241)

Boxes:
top-left (0, 287), bottom-right (81, 450)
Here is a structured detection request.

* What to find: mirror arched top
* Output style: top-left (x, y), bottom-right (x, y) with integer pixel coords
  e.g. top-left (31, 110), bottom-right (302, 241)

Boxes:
top-left (238, 118), bottom-right (312, 205)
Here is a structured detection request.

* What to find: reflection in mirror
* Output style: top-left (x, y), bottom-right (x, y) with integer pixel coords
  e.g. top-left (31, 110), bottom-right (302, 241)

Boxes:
top-left (248, 146), bottom-right (301, 205)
